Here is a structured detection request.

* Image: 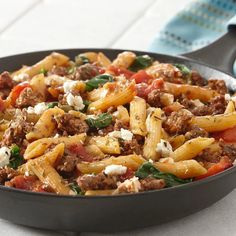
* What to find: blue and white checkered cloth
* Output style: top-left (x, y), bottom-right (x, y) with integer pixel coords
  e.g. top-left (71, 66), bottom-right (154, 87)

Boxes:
top-left (149, 0), bottom-right (236, 55)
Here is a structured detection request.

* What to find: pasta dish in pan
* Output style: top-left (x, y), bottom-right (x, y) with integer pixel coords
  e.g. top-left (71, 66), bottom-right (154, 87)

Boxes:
top-left (0, 51), bottom-right (234, 195)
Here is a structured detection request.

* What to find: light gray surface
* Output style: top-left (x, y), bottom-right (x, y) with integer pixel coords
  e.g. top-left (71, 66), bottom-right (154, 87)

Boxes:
top-left (0, 0), bottom-right (235, 235)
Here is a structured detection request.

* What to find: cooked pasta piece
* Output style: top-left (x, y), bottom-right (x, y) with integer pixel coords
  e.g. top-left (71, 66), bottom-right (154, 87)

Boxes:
top-left (112, 51), bottom-right (136, 68)
top-left (85, 145), bottom-right (105, 160)
top-left (97, 52), bottom-right (111, 68)
top-left (170, 137), bottom-right (215, 161)
top-left (28, 159), bottom-right (70, 195)
top-left (155, 160), bottom-right (207, 179)
top-left (90, 136), bottom-right (120, 155)
top-left (224, 100), bottom-right (235, 114)
top-left (113, 105), bottom-right (130, 124)
top-left (12, 52), bottom-right (69, 79)
top-left (77, 154), bottom-right (145, 174)
top-left (191, 112), bottom-right (236, 132)
top-left (169, 135), bottom-right (186, 150)
top-left (85, 190), bottom-right (115, 196)
top-left (26, 107), bottom-right (65, 141)
top-left (30, 74), bottom-right (47, 100)
top-left (164, 82), bottom-right (218, 102)
top-left (88, 82), bottom-right (136, 112)
top-left (143, 108), bottom-right (162, 160)
top-left (24, 133), bottom-right (86, 159)
top-left (130, 96), bottom-right (147, 136)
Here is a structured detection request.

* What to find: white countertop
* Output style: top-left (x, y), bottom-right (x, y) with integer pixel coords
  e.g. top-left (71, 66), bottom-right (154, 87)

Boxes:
top-left (0, 0), bottom-right (235, 235)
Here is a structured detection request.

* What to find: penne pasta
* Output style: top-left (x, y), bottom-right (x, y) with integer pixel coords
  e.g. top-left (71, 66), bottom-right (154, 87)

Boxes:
top-left (155, 160), bottom-right (207, 179)
top-left (77, 154), bottom-right (145, 174)
top-left (28, 159), bottom-right (70, 195)
top-left (112, 51), bottom-right (136, 68)
top-left (113, 105), bottom-right (130, 124)
top-left (164, 82), bottom-right (218, 102)
top-left (85, 189), bottom-right (115, 196)
top-left (26, 107), bottom-right (65, 141)
top-left (130, 96), bottom-right (147, 136)
top-left (143, 108), bottom-right (162, 160)
top-left (191, 112), bottom-right (236, 132)
top-left (169, 135), bottom-right (185, 150)
top-left (90, 136), bottom-right (120, 155)
top-left (12, 52), bottom-right (69, 79)
top-left (224, 100), bottom-right (235, 114)
top-left (88, 82), bottom-right (136, 112)
top-left (97, 52), bottom-right (111, 68)
top-left (24, 133), bottom-right (86, 160)
top-left (30, 73), bottom-right (47, 100)
top-left (171, 137), bottom-right (215, 161)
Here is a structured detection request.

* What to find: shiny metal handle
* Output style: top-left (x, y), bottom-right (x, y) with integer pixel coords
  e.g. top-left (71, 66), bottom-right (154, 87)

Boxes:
top-left (182, 27), bottom-right (236, 76)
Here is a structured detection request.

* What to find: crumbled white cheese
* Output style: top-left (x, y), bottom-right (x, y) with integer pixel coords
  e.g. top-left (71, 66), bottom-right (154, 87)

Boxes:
top-left (225, 94), bottom-right (231, 101)
top-left (13, 73), bottom-right (29, 82)
top-left (108, 129), bottom-right (133, 141)
top-left (63, 80), bottom-right (77, 93)
top-left (25, 171), bottom-right (30, 177)
top-left (117, 177), bottom-right (141, 193)
top-left (120, 128), bottom-right (133, 141)
top-left (66, 93), bottom-right (85, 111)
top-left (148, 159), bottom-right (154, 163)
top-left (27, 102), bottom-right (48, 115)
top-left (0, 147), bottom-right (11, 167)
top-left (100, 89), bottom-right (108, 98)
top-left (104, 165), bottom-right (127, 176)
top-left (156, 139), bottom-right (173, 158)
top-left (86, 115), bottom-right (96, 119)
top-left (54, 133), bottom-right (60, 138)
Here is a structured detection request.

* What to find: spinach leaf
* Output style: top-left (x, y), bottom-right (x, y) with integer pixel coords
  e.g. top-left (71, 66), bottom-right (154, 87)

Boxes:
top-left (128, 55), bottom-right (153, 72)
top-left (75, 54), bottom-right (90, 66)
top-left (86, 113), bottom-right (112, 129)
top-left (39, 68), bottom-right (48, 75)
top-left (135, 162), bottom-right (192, 187)
top-left (85, 74), bottom-right (113, 92)
top-left (69, 182), bottom-right (83, 195)
top-left (47, 102), bottom-right (58, 108)
top-left (8, 145), bottom-right (24, 170)
top-left (174, 64), bottom-right (191, 76)
top-left (81, 100), bottom-right (91, 113)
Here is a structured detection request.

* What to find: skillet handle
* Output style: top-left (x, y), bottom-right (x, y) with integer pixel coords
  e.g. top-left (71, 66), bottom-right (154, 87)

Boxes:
top-left (181, 26), bottom-right (236, 76)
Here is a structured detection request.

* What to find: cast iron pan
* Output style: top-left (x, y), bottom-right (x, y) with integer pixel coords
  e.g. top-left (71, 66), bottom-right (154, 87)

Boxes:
top-left (0, 27), bottom-right (236, 233)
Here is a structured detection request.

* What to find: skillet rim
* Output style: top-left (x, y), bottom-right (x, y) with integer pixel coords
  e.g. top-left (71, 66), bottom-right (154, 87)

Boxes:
top-left (0, 47), bottom-right (235, 199)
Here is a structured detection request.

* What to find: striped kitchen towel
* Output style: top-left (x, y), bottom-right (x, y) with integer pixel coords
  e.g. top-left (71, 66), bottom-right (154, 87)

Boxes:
top-left (149, 0), bottom-right (236, 55)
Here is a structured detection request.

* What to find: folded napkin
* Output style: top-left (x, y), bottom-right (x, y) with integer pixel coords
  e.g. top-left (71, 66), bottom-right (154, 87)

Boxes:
top-left (149, 0), bottom-right (236, 55)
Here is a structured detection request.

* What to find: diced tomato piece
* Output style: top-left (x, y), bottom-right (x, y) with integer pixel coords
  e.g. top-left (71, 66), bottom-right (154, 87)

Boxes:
top-left (108, 65), bottom-right (134, 79)
top-left (195, 157), bottom-right (233, 180)
top-left (8, 81), bottom-right (30, 105)
top-left (119, 168), bottom-right (134, 182)
top-left (211, 126), bottom-right (236, 143)
top-left (98, 68), bottom-right (105, 74)
top-left (68, 144), bottom-right (93, 162)
top-left (130, 70), bottom-right (153, 84)
top-left (135, 79), bottom-right (164, 99)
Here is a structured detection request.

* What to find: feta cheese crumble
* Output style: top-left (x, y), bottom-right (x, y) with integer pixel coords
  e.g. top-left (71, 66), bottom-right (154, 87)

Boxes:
top-left (117, 177), bottom-right (141, 193)
top-left (108, 128), bottom-right (133, 141)
top-left (225, 94), bottom-right (231, 101)
top-left (63, 80), bottom-right (77, 93)
top-left (66, 93), bottom-right (85, 111)
top-left (27, 102), bottom-right (48, 115)
top-left (104, 165), bottom-right (127, 175)
top-left (0, 147), bottom-right (11, 167)
top-left (156, 139), bottom-right (173, 158)
top-left (13, 73), bottom-right (29, 83)
top-left (120, 128), bottom-right (133, 141)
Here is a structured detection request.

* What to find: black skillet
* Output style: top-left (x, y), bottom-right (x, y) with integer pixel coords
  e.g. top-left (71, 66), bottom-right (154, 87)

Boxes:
top-left (0, 26), bottom-right (236, 233)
